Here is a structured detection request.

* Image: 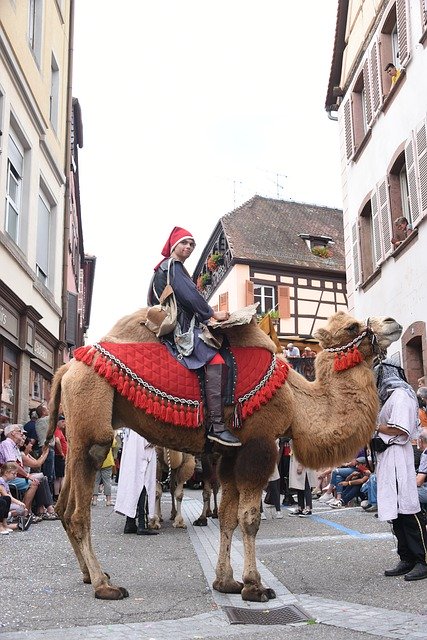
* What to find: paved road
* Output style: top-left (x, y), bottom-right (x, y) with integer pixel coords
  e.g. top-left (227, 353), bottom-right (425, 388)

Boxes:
top-left (2, 487), bottom-right (427, 639)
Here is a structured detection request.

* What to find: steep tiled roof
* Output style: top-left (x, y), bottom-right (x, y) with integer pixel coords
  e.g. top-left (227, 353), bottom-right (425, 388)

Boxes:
top-left (221, 195), bottom-right (345, 271)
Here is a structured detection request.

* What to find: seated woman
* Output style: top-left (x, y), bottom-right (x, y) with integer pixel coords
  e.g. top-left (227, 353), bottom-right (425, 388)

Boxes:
top-left (20, 435), bottom-right (59, 520)
top-left (331, 461), bottom-right (371, 509)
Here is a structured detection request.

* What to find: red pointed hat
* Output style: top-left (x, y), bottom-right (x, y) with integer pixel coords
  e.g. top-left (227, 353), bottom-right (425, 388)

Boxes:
top-left (161, 226), bottom-right (194, 258)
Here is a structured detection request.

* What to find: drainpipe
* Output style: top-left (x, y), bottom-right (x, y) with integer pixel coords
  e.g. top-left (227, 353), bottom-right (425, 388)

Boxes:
top-left (327, 108), bottom-right (338, 122)
top-left (59, 0), bottom-right (75, 367)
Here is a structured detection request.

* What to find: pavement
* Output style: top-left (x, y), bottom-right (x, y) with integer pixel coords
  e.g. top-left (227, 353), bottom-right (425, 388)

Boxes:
top-left (2, 487), bottom-right (427, 640)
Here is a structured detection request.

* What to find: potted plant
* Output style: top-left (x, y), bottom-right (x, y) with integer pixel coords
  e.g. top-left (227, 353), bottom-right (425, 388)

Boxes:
top-left (197, 273), bottom-right (212, 291)
top-left (311, 246), bottom-right (332, 258)
top-left (207, 252), bottom-right (224, 271)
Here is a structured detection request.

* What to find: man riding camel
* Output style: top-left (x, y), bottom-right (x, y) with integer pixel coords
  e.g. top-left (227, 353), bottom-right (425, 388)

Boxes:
top-left (147, 226), bottom-right (241, 447)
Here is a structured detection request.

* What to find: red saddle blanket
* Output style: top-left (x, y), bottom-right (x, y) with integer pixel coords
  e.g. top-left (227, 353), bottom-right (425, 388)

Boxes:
top-left (73, 342), bottom-right (288, 429)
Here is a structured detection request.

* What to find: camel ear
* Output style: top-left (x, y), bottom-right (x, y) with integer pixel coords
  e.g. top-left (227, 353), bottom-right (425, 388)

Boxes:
top-left (313, 327), bottom-right (331, 348)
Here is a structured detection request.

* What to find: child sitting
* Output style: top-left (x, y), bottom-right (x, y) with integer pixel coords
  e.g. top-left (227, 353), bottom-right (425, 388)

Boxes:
top-left (0, 462), bottom-right (32, 531)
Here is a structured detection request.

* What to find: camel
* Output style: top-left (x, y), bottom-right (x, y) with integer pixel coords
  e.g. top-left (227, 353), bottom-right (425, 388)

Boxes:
top-left (47, 309), bottom-right (402, 601)
top-left (152, 447), bottom-right (195, 529)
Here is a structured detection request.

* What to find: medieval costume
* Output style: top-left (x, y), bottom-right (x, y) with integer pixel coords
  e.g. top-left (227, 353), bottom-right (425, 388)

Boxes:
top-left (147, 226), bottom-right (241, 447)
top-left (375, 361), bottom-right (427, 581)
top-left (114, 429), bottom-right (158, 535)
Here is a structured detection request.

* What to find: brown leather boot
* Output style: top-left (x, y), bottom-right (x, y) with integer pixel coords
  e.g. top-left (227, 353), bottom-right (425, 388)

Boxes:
top-left (205, 363), bottom-right (241, 447)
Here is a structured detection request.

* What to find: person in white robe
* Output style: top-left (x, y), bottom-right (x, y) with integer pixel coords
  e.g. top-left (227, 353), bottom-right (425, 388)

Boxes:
top-left (374, 360), bottom-right (427, 581)
top-left (114, 429), bottom-right (158, 535)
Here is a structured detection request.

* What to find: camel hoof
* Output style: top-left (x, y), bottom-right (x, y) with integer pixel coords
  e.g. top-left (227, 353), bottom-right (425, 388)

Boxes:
top-left (172, 520), bottom-right (187, 529)
top-left (193, 517), bottom-right (208, 527)
top-left (241, 585), bottom-right (277, 602)
top-left (95, 584), bottom-right (129, 600)
top-left (83, 571), bottom-right (110, 584)
top-left (213, 579), bottom-right (244, 594)
top-left (211, 510), bottom-right (218, 519)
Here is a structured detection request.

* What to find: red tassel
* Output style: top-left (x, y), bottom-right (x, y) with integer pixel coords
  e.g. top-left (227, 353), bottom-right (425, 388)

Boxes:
top-left (135, 388), bottom-right (142, 407)
top-left (166, 402), bottom-right (174, 422)
top-left (111, 367), bottom-right (119, 384)
top-left (160, 399), bottom-right (167, 421)
top-left (179, 407), bottom-right (186, 426)
top-left (153, 399), bottom-right (161, 419)
top-left (139, 391), bottom-right (148, 409)
top-left (352, 346), bottom-right (362, 364)
top-left (104, 362), bottom-right (113, 381)
top-left (146, 395), bottom-right (153, 414)
top-left (122, 379), bottom-right (130, 396)
top-left (94, 356), bottom-right (103, 372)
top-left (128, 382), bottom-right (136, 402)
top-left (98, 360), bottom-right (107, 376)
top-left (333, 353), bottom-right (341, 371)
top-left (116, 373), bottom-right (124, 393)
top-left (173, 407), bottom-right (180, 425)
top-left (186, 409), bottom-right (194, 427)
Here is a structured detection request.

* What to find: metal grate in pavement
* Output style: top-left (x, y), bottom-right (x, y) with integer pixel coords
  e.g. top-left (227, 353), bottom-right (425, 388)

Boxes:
top-left (224, 603), bottom-right (313, 625)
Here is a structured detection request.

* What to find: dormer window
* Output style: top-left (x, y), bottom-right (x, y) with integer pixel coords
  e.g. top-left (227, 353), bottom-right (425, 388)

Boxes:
top-left (299, 233), bottom-right (334, 250)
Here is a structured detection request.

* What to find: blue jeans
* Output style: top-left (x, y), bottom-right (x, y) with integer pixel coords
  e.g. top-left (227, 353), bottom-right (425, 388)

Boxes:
top-left (331, 467), bottom-right (355, 495)
top-left (42, 448), bottom-right (55, 493)
top-left (361, 474), bottom-right (377, 505)
top-left (417, 483), bottom-right (427, 506)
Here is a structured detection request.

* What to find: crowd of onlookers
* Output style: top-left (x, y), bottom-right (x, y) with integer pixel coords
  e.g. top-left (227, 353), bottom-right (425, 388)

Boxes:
top-left (0, 406), bottom-right (67, 535)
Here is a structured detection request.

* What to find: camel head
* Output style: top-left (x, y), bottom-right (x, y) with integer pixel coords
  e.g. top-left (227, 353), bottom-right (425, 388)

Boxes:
top-left (314, 311), bottom-right (402, 369)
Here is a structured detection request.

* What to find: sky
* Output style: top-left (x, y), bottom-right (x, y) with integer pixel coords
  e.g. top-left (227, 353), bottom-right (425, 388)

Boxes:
top-left (72, 1), bottom-right (342, 342)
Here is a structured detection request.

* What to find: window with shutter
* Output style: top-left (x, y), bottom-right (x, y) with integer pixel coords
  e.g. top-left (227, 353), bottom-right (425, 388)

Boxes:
top-left (219, 292), bottom-right (229, 312)
top-left (278, 286), bottom-right (290, 319)
top-left (416, 120), bottom-right (427, 219)
top-left (351, 222), bottom-right (361, 286)
top-left (405, 138), bottom-right (421, 224)
top-left (343, 98), bottom-right (355, 160)
top-left (371, 191), bottom-right (383, 266)
top-left (363, 60), bottom-right (372, 127)
top-left (396, 0), bottom-right (409, 66)
top-left (352, 72), bottom-right (368, 146)
top-left (5, 134), bottom-right (23, 245)
top-left (253, 284), bottom-right (275, 313)
top-left (245, 280), bottom-right (254, 306)
top-left (370, 41), bottom-right (382, 115)
top-left (36, 192), bottom-right (50, 286)
top-left (66, 292), bottom-right (78, 346)
top-left (378, 179), bottom-right (393, 257)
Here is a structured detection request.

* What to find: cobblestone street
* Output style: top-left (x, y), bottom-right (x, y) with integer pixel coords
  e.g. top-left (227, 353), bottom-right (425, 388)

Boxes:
top-left (2, 486), bottom-right (427, 640)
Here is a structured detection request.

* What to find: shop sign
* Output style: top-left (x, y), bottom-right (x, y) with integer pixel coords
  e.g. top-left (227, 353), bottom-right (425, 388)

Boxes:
top-left (0, 304), bottom-right (18, 339)
top-left (34, 338), bottom-right (53, 368)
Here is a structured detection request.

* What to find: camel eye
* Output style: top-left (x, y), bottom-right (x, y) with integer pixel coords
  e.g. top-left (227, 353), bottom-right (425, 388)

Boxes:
top-left (346, 323), bottom-right (358, 333)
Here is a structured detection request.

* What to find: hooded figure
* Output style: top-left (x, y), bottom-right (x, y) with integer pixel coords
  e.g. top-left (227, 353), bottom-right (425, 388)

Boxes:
top-left (374, 359), bottom-right (427, 581)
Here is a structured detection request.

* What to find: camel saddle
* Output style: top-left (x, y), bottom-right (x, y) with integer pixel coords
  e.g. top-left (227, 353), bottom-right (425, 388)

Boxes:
top-left (73, 342), bottom-right (289, 429)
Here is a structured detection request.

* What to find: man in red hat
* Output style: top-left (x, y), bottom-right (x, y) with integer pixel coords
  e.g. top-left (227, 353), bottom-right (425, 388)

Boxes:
top-left (147, 227), bottom-right (241, 447)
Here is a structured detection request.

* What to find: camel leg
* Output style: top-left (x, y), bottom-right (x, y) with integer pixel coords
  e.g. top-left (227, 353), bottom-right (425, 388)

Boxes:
top-left (171, 478), bottom-right (186, 528)
top-left (237, 486), bottom-right (276, 602)
top-left (57, 449), bottom-right (128, 599)
top-left (213, 453), bottom-right (243, 594)
top-left (193, 482), bottom-right (212, 526)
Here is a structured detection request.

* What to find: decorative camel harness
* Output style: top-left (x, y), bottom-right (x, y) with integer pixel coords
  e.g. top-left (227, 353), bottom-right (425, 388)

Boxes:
top-left (73, 342), bottom-right (289, 430)
top-left (323, 321), bottom-right (380, 371)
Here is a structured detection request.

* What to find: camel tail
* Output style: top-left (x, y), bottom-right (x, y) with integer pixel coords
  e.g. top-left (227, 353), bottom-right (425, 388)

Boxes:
top-left (46, 363), bottom-right (69, 444)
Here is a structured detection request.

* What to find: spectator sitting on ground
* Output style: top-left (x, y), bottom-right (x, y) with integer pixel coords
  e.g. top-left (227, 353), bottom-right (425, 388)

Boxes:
top-left (0, 462), bottom-right (32, 531)
top-left (318, 457), bottom-right (361, 504)
top-left (361, 472), bottom-right (378, 512)
top-left (285, 343), bottom-right (300, 358)
top-left (19, 434), bottom-right (59, 520)
top-left (312, 468), bottom-right (332, 499)
top-left (0, 424), bottom-right (39, 513)
top-left (391, 216), bottom-right (412, 248)
top-left (331, 460), bottom-right (371, 509)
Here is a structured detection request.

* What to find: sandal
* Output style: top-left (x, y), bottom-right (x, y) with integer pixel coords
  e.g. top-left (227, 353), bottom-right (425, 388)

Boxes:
top-left (31, 515), bottom-right (43, 523)
top-left (42, 512), bottom-right (60, 520)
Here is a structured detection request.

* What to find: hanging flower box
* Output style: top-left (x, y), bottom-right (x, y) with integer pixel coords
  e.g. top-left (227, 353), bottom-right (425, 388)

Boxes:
top-left (197, 273), bottom-right (212, 291)
top-left (207, 252), bottom-right (224, 271)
